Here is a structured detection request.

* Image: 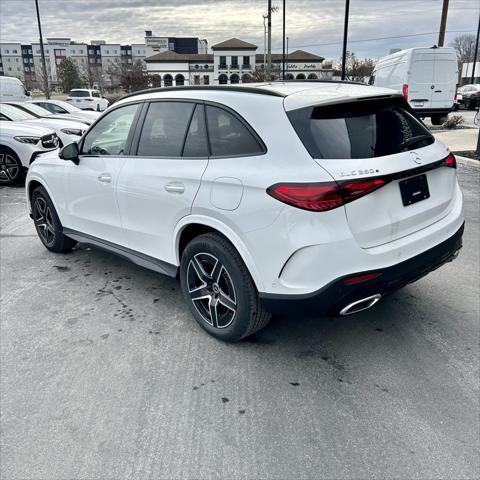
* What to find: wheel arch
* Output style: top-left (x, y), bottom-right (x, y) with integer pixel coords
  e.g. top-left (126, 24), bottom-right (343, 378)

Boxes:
top-left (174, 216), bottom-right (265, 291)
top-left (26, 176), bottom-right (60, 216)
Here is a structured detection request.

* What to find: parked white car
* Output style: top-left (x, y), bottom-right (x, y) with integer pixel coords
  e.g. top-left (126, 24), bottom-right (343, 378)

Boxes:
top-left (26, 83), bottom-right (464, 341)
top-left (0, 76), bottom-right (31, 102)
top-left (0, 103), bottom-right (87, 147)
top-left (371, 47), bottom-right (458, 125)
top-left (66, 89), bottom-right (109, 111)
top-left (0, 122), bottom-right (58, 184)
top-left (31, 99), bottom-right (101, 124)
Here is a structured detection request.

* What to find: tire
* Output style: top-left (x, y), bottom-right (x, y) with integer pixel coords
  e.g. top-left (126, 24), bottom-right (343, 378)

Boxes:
top-left (0, 147), bottom-right (24, 185)
top-left (31, 186), bottom-right (77, 253)
top-left (431, 115), bottom-right (446, 126)
top-left (96, 104), bottom-right (101, 112)
top-left (180, 233), bottom-right (271, 342)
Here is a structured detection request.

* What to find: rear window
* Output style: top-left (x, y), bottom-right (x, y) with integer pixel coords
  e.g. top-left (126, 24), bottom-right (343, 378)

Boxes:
top-left (69, 90), bottom-right (90, 97)
top-left (288, 99), bottom-right (434, 159)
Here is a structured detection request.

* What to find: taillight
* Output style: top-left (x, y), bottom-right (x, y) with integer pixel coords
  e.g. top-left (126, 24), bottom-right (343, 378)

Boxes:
top-left (402, 83), bottom-right (408, 101)
top-left (267, 178), bottom-right (386, 212)
top-left (343, 272), bottom-right (382, 284)
top-left (443, 153), bottom-right (456, 168)
top-left (454, 84), bottom-right (459, 101)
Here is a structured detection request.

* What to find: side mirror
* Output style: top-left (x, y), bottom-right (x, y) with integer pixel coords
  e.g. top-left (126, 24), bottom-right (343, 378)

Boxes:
top-left (59, 142), bottom-right (80, 165)
top-left (26, 90), bottom-right (31, 97)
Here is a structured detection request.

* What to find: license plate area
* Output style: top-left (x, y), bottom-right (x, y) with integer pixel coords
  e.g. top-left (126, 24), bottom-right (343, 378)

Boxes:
top-left (399, 174), bottom-right (430, 206)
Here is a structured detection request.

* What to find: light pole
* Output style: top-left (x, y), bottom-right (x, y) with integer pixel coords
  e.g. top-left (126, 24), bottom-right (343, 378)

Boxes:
top-left (438, 0), bottom-right (449, 47)
top-left (282, 0), bottom-right (286, 80)
top-left (470, 12), bottom-right (480, 84)
top-left (341, 0), bottom-right (350, 80)
top-left (263, 14), bottom-right (268, 69)
top-left (34, 0), bottom-right (50, 99)
top-left (267, 0), bottom-right (272, 79)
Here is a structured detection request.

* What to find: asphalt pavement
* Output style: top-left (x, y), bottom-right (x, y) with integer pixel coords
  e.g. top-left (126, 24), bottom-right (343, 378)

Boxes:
top-left (1, 165), bottom-right (479, 480)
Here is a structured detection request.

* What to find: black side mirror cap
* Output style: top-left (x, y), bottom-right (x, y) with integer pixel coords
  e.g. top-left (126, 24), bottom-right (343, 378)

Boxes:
top-left (59, 142), bottom-right (80, 165)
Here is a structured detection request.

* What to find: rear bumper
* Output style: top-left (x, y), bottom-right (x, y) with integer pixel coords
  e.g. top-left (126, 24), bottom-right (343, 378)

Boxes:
top-left (412, 107), bottom-right (453, 117)
top-left (260, 223), bottom-right (464, 316)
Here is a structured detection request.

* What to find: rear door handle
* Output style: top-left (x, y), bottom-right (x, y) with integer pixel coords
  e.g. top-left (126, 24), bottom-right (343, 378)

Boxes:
top-left (164, 182), bottom-right (185, 194)
top-left (97, 173), bottom-right (112, 184)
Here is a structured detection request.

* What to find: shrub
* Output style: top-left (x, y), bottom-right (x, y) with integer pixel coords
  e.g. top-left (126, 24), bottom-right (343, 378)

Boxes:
top-left (443, 115), bottom-right (465, 129)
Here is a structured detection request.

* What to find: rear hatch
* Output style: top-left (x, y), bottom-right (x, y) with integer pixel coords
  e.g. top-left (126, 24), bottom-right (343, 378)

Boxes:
top-left (287, 97), bottom-right (457, 248)
top-left (408, 50), bottom-right (435, 110)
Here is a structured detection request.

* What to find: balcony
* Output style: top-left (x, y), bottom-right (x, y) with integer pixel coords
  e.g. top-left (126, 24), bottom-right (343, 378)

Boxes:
top-left (219, 63), bottom-right (227, 69)
top-left (241, 64), bottom-right (251, 70)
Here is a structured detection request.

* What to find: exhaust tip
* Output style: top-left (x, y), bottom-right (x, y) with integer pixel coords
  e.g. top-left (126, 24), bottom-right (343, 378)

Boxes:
top-left (340, 294), bottom-right (382, 316)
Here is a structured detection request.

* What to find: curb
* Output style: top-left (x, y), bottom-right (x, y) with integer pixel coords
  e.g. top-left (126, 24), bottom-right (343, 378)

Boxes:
top-left (456, 155), bottom-right (480, 167)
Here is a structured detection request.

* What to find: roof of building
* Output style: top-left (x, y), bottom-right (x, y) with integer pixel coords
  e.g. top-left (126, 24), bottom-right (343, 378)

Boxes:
top-left (145, 50), bottom-right (213, 62)
top-left (211, 38), bottom-right (257, 50)
top-left (255, 50), bottom-right (324, 62)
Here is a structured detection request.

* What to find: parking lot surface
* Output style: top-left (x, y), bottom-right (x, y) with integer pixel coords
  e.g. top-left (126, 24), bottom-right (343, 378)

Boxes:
top-left (1, 165), bottom-right (479, 480)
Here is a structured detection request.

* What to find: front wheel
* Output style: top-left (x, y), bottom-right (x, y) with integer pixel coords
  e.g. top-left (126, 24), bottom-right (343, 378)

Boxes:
top-left (31, 186), bottom-right (77, 253)
top-left (0, 148), bottom-right (24, 185)
top-left (180, 233), bottom-right (271, 342)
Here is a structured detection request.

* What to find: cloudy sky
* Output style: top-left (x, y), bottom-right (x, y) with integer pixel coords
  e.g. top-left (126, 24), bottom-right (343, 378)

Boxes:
top-left (0, 0), bottom-right (478, 60)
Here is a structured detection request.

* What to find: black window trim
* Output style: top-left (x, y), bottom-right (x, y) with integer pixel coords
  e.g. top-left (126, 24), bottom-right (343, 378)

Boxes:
top-left (78, 99), bottom-right (145, 158)
top-left (129, 98), bottom-right (267, 160)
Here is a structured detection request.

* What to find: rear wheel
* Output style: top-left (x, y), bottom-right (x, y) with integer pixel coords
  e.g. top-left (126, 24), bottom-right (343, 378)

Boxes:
top-left (431, 115), bottom-right (447, 125)
top-left (180, 233), bottom-right (271, 342)
top-left (31, 186), bottom-right (77, 253)
top-left (0, 148), bottom-right (23, 185)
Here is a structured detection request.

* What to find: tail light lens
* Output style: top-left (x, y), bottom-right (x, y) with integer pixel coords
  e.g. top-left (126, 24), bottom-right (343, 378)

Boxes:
top-left (443, 153), bottom-right (456, 168)
top-left (267, 178), bottom-right (386, 212)
top-left (402, 83), bottom-right (409, 101)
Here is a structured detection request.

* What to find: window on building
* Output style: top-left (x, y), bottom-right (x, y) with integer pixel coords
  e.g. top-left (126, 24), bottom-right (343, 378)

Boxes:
top-left (203, 75), bottom-right (210, 85)
top-left (137, 102), bottom-right (195, 157)
top-left (82, 103), bottom-right (139, 156)
top-left (206, 105), bottom-right (264, 157)
top-left (12, 49), bottom-right (17, 53)
top-left (231, 56), bottom-right (238, 67)
top-left (243, 56), bottom-right (250, 67)
top-left (193, 75), bottom-right (200, 85)
top-left (5, 49), bottom-right (9, 53)
top-left (219, 56), bottom-right (226, 68)
top-left (183, 104), bottom-right (209, 157)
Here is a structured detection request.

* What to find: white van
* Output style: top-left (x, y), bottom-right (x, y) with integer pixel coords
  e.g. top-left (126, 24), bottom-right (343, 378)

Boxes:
top-left (0, 76), bottom-right (31, 102)
top-left (370, 47), bottom-right (458, 125)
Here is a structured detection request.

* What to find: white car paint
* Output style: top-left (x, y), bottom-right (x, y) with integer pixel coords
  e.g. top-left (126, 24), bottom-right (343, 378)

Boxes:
top-left (26, 82), bottom-right (464, 314)
top-left (0, 103), bottom-right (87, 146)
top-left (371, 47), bottom-right (458, 120)
top-left (0, 76), bottom-right (31, 102)
top-left (66, 89), bottom-right (109, 111)
top-left (31, 99), bottom-right (101, 124)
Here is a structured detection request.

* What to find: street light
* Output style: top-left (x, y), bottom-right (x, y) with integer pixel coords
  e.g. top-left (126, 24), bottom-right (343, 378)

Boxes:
top-left (341, 0), bottom-right (350, 81)
top-left (34, 0), bottom-right (50, 99)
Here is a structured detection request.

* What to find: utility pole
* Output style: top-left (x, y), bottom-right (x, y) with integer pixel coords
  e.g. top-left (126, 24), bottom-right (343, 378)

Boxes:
top-left (470, 12), bottom-right (480, 84)
top-left (34, 0), bottom-right (50, 99)
top-left (267, 0), bottom-right (272, 79)
top-left (263, 14), bottom-right (268, 69)
top-left (341, 0), bottom-right (350, 80)
top-left (282, 0), bottom-right (286, 80)
top-left (438, 0), bottom-right (449, 47)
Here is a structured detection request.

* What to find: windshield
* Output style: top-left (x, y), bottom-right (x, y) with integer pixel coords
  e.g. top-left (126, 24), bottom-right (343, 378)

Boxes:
top-left (55, 100), bottom-right (81, 112)
top-left (18, 103), bottom-right (53, 117)
top-left (288, 98), bottom-right (434, 159)
top-left (0, 104), bottom-right (36, 121)
top-left (69, 90), bottom-right (90, 97)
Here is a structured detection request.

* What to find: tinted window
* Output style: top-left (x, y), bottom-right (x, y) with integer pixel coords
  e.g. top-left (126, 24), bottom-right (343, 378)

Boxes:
top-left (183, 104), bottom-right (209, 157)
top-left (0, 104), bottom-right (35, 121)
top-left (288, 99), bottom-right (434, 159)
top-left (206, 105), bottom-right (263, 157)
top-left (92, 91), bottom-right (101, 98)
top-left (69, 90), bottom-right (89, 97)
top-left (137, 102), bottom-right (194, 157)
top-left (38, 102), bottom-right (66, 114)
top-left (82, 103), bottom-right (138, 155)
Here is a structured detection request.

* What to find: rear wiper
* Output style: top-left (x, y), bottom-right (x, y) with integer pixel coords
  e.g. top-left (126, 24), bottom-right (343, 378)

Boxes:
top-left (401, 134), bottom-right (432, 150)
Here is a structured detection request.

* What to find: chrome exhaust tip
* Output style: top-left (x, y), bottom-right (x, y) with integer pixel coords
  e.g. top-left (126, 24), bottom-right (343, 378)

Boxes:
top-left (339, 294), bottom-right (382, 316)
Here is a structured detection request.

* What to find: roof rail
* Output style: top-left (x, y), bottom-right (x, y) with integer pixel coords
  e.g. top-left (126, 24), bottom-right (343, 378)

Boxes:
top-left (120, 85), bottom-right (286, 100)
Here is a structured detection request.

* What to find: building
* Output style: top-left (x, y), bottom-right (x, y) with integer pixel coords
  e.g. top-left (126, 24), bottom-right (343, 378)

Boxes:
top-left (461, 62), bottom-right (480, 84)
top-left (145, 37), bottom-right (329, 86)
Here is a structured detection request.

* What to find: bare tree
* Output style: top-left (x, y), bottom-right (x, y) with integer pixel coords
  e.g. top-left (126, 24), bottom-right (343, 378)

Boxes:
top-left (34, 63), bottom-right (50, 97)
top-left (83, 64), bottom-right (104, 90)
top-left (343, 51), bottom-right (375, 82)
top-left (245, 64), bottom-right (282, 82)
top-left (450, 34), bottom-right (476, 63)
top-left (105, 59), bottom-right (150, 92)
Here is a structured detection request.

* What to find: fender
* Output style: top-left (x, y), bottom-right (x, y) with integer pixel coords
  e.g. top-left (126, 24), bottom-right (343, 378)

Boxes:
top-left (25, 173), bottom-right (62, 220)
top-left (173, 214), bottom-right (265, 292)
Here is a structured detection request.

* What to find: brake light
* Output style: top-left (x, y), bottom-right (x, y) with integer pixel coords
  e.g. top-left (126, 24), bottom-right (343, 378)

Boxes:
top-left (343, 272), bottom-right (382, 284)
top-left (443, 153), bottom-right (456, 168)
top-left (402, 83), bottom-right (408, 101)
top-left (267, 178), bottom-right (386, 212)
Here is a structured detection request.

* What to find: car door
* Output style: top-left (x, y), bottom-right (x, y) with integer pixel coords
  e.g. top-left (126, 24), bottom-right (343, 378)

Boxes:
top-left (63, 101), bottom-right (142, 246)
top-left (116, 100), bottom-right (209, 264)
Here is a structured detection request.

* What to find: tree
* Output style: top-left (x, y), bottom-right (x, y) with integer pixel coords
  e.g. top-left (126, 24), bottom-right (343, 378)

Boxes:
top-left (59, 57), bottom-right (82, 92)
top-left (105, 59), bottom-right (150, 92)
top-left (245, 64), bottom-right (282, 82)
top-left (450, 34), bottom-right (476, 63)
top-left (342, 51), bottom-right (375, 82)
top-left (34, 63), bottom-right (50, 97)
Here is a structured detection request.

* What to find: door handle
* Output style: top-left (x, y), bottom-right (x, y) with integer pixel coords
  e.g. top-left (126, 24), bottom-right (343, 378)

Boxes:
top-left (164, 182), bottom-right (185, 194)
top-left (97, 173), bottom-right (112, 184)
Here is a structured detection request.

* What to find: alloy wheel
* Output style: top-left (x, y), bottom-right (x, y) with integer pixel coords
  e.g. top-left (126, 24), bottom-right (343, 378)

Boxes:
top-left (33, 197), bottom-right (56, 246)
top-left (0, 153), bottom-right (20, 183)
top-left (187, 252), bottom-right (237, 328)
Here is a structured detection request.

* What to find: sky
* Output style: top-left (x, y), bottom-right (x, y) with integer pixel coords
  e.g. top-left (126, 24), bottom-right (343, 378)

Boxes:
top-left (0, 0), bottom-right (478, 61)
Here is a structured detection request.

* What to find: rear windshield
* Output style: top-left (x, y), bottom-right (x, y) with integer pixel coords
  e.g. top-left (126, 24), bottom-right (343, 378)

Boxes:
top-left (288, 99), bottom-right (434, 159)
top-left (69, 90), bottom-right (90, 97)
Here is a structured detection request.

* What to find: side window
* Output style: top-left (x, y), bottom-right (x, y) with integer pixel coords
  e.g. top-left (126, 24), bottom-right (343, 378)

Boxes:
top-left (182, 104), bottom-right (209, 157)
top-left (206, 105), bottom-right (264, 157)
top-left (137, 102), bottom-right (194, 157)
top-left (92, 91), bottom-right (100, 98)
top-left (81, 103), bottom-right (139, 155)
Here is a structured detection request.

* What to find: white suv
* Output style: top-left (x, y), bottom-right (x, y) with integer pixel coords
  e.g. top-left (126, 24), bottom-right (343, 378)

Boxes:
top-left (66, 89), bottom-right (109, 111)
top-left (26, 83), bottom-right (464, 341)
